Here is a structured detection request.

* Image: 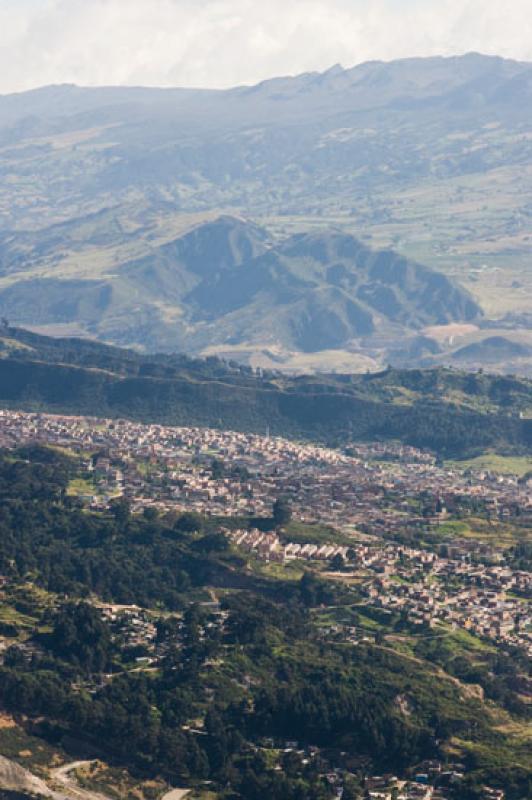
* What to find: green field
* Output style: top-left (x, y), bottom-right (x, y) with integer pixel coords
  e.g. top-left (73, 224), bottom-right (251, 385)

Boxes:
top-left (66, 477), bottom-right (95, 496)
top-left (448, 453), bottom-right (532, 477)
top-left (432, 517), bottom-right (531, 549)
top-left (281, 520), bottom-right (356, 547)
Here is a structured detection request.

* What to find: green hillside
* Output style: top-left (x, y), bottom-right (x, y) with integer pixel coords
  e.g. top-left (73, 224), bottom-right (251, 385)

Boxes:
top-left (0, 327), bottom-right (530, 458)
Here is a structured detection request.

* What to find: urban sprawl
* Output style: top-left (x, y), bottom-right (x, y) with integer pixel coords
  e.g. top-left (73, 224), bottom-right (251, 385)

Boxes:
top-left (1, 409), bottom-right (530, 657)
top-left (0, 409), bottom-right (530, 800)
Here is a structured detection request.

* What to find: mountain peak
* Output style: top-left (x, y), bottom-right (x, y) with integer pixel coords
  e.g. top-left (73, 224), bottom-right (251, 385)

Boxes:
top-left (323, 63), bottom-right (345, 76)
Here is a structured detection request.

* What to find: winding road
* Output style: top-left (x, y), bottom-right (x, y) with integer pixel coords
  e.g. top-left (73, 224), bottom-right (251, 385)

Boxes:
top-left (51, 761), bottom-right (189, 800)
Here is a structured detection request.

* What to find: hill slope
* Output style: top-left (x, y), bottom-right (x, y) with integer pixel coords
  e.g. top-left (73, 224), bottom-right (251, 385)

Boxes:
top-left (0, 448), bottom-right (529, 800)
top-left (0, 327), bottom-right (530, 458)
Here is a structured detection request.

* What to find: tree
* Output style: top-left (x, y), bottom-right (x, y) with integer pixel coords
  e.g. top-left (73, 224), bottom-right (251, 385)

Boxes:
top-left (3, 645), bottom-right (27, 669)
top-left (330, 553), bottom-right (345, 571)
top-left (49, 602), bottom-right (113, 674)
top-left (192, 532), bottom-right (229, 553)
top-left (210, 458), bottom-right (225, 480)
top-left (273, 497), bottom-right (292, 527)
top-left (342, 776), bottom-right (362, 800)
top-left (205, 708), bottom-right (230, 775)
top-left (174, 512), bottom-right (204, 533)
top-left (109, 496), bottom-right (130, 526)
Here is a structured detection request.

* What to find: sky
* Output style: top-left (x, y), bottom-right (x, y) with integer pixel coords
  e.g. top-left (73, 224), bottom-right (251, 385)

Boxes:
top-left (1, 0), bottom-right (531, 94)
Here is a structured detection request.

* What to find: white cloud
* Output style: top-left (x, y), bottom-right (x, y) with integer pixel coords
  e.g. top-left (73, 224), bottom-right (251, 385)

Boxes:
top-left (0, 0), bottom-right (531, 94)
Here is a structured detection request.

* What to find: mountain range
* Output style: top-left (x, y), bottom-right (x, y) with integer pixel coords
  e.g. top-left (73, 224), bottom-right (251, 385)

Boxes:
top-left (0, 52), bottom-right (531, 371)
top-left (1, 52), bottom-right (531, 230)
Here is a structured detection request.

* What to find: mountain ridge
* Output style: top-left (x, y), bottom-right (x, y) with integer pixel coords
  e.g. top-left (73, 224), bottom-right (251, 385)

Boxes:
top-left (1, 51), bottom-right (530, 226)
top-left (0, 216), bottom-right (481, 357)
top-left (3, 51), bottom-right (528, 105)
top-left (0, 326), bottom-right (530, 458)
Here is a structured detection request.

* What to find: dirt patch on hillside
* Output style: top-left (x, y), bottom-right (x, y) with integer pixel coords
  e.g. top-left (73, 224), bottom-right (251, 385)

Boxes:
top-left (423, 323), bottom-right (479, 342)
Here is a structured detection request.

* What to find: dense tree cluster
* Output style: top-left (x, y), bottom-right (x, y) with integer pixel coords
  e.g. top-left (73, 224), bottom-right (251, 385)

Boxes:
top-left (48, 602), bottom-right (113, 674)
top-left (507, 541), bottom-right (532, 572)
top-left (0, 450), bottom-right (248, 609)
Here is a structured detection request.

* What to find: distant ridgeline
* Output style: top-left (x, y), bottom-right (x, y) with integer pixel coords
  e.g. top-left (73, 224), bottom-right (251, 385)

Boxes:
top-left (1, 55), bottom-right (531, 374)
top-left (0, 327), bottom-right (531, 458)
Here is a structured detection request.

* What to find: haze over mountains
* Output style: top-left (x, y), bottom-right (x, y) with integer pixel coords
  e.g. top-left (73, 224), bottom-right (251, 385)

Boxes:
top-left (1, 51), bottom-right (531, 226)
top-left (0, 52), bottom-right (531, 372)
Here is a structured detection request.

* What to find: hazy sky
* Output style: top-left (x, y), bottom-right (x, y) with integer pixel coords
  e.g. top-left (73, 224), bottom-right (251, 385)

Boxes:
top-left (1, 0), bottom-right (531, 94)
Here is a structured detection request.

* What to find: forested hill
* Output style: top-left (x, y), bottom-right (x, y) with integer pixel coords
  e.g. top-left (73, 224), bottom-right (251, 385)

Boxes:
top-left (0, 327), bottom-right (531, 458)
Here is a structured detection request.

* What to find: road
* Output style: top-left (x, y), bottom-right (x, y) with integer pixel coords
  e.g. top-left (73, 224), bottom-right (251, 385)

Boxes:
top-left (51, 761), bottom-right (189, 800)
top-left (51, 761), bottom-right (110, 800)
